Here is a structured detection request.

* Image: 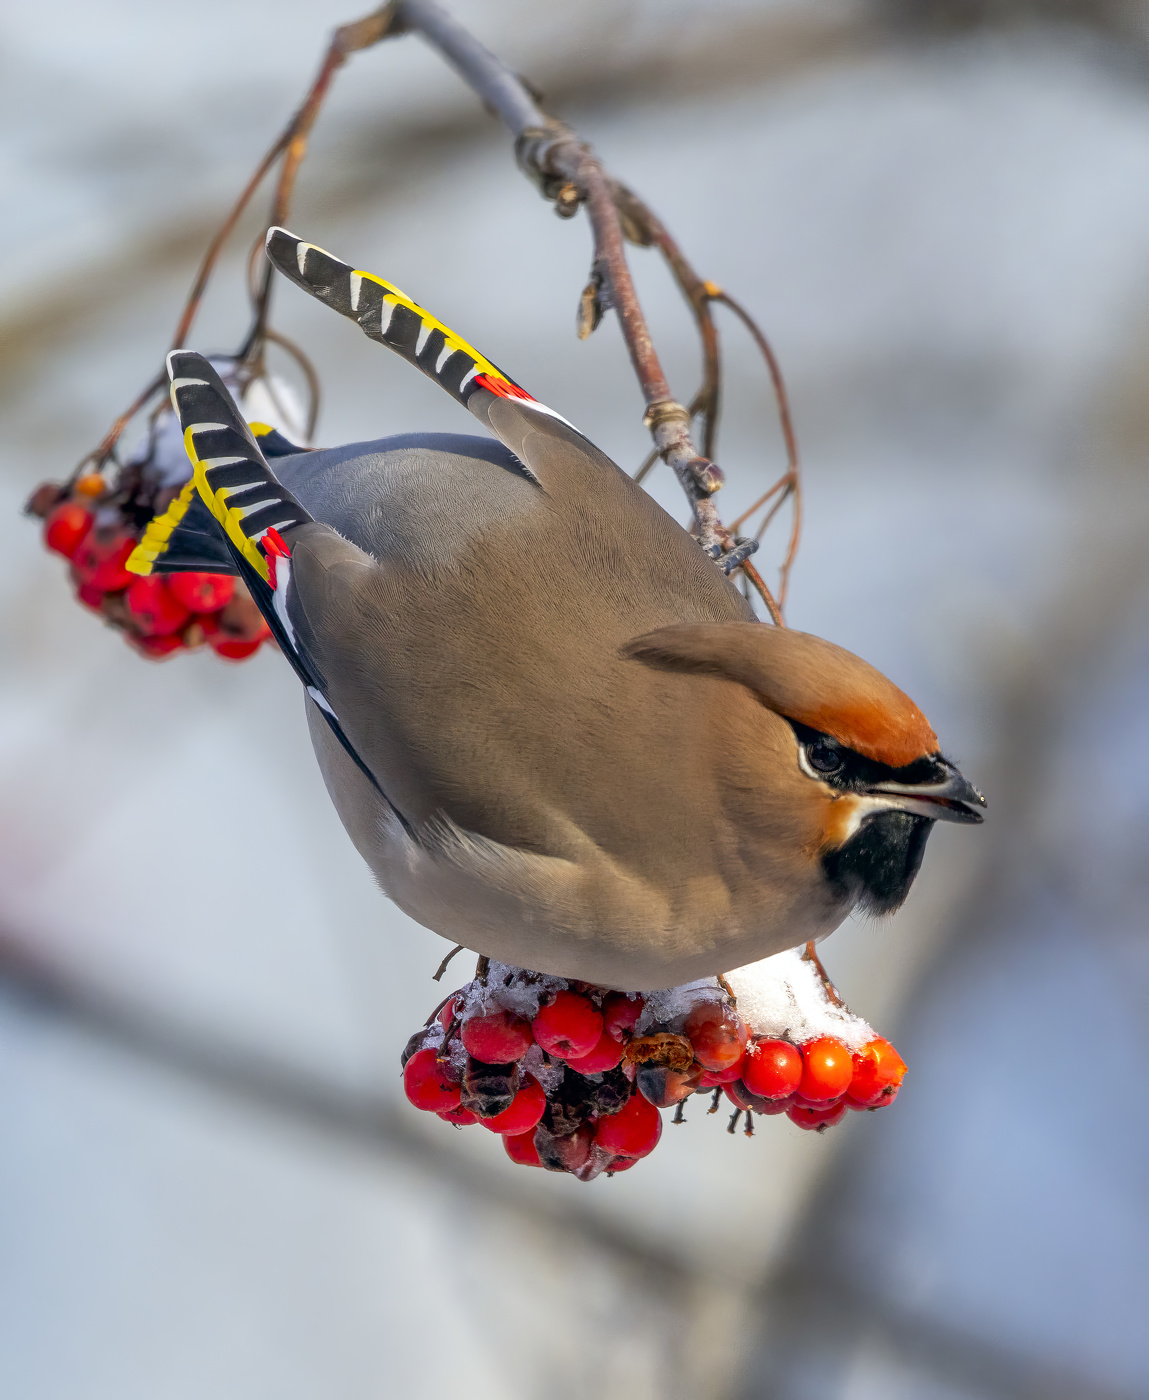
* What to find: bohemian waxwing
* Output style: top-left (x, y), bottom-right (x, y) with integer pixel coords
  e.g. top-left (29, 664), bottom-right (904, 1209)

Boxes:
top-left (127, 228), bottom-right (984, 991)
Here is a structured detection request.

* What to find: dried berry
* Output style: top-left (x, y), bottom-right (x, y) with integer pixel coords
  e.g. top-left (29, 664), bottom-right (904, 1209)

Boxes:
top-left (461, 1057), bottom-right (520, 1119)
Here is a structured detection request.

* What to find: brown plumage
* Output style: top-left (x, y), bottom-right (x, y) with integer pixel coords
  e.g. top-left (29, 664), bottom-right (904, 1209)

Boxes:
top-left (622, 623), bottom-right (939, 768)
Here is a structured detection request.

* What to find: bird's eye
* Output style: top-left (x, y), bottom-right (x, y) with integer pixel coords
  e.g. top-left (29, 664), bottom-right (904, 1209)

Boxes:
top-left (806, 741), bottom-right (843, 775)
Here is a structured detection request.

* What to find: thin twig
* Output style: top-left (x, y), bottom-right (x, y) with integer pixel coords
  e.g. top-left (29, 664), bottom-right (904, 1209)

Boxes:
top-left (801, 940), bottom-right (846, 1008)
top-left (398, 0), bottom-right (738, 568)
top-left (432, 944), bottom-right (465, 982)
top-left (710, 289), bottom-right (803, 608)
top-left (79, 4), bottom-right (400, 476)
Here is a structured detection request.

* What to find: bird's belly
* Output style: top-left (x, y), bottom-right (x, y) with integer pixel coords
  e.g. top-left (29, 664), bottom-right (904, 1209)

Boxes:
top-left (307, 702), bottom-right (842, 990)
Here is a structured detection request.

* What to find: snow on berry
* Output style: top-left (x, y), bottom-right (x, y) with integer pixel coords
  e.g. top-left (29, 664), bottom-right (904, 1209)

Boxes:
top-left (402, 944), bottom-right (906, 1181)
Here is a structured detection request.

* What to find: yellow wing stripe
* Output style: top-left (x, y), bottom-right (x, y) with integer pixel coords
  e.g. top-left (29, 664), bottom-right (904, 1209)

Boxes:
top-left (352, 267), bottom-right (512, 387)
top-left (184, 427), bottom-right (270, 583)
top-left (126, 418), bottom-right (285, 581)
top-left (126, 478), bottom-right (196, 576)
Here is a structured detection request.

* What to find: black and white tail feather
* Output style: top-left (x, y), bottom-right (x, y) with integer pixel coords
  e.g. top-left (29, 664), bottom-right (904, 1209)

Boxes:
top-left (127, 351), bottom-right (394, 811)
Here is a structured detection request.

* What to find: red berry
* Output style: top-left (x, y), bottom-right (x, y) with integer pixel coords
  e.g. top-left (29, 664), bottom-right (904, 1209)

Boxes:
top-left (211, 636), bottom-right (265, 661)
top-left (696, 1062), bottom-right (744, 1088)
top-left (602, 992), bottom-right (643, 1042)
top-left (76, 582), bottom-right (104, 611)
top-left (798, 1036), bottom-right (853, 1102)
top-left (43, 502), bottom-right (93, 559)
top-left (532, 991), bottom-right (603, 1059)
top-left (847, 1037), bottom-right (907, 1108)
top-left (438, 997), bottom-right (460, 1031)
top-left (594, 1091), bottom-right (662, 1159)
top-left (503, 1130), bottom-right (542, 1168)
top-left (848, 1085), bottom-right (900, 1112)
top-left (132, 633), bottom-right (185, 660)
top-left (125, 575), bottom-right (192, 637)
top-left (439, 1104), bottom-right (478, 1126)
top-left (787, 1099), bottom-right (848, 1132)
top-left (73, 533), bottom-right (136, 593)
top-left (724, 1080), bottom-right (790, 1114)
top-left (480, 1077), bottom-right (546, 1135)
top-left (605, 1155), bottom-right (638, 1174)
top-left (167, 571), bottom-right (236, 614)
top-left (742, 1038), bottom-right (803, 1100)
top-left (461, 1007), bottom-right (534, 1063)
top-left (563, 1030), bottom-right (624, 1075)
top-left (403, 1047), bottom-right (462, 1112)
top-left (684, 1001), bottom-right (749, 1071)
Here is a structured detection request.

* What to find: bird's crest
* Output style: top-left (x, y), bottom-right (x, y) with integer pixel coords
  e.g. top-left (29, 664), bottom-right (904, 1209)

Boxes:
top-left (624, 622), bottom-right (938, 768)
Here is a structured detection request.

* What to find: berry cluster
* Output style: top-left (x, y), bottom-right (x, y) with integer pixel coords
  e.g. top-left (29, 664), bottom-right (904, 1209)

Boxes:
top-left (29, 478), bottom-right (271, 662)
top-left (401, 949), bottom-right (906, 1182)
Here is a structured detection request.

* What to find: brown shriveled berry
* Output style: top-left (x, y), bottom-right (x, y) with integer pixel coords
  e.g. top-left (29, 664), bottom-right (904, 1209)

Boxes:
top-left (26, 482), bottom-right (65, 519)
top-left (636, 1061), bottom-right (703, 1108)
top-left (534, 1121), bottom-right (594, 1174)
top-left (461, 1057), bottom-right (520, 1119)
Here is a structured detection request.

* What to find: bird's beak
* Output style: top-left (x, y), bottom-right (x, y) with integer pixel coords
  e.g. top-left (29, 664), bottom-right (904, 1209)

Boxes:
top-left (866, 759), bottom-right (986, 825)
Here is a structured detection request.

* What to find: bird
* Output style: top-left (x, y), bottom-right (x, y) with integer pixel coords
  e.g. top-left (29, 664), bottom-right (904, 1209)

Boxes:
top-left (127, 226), bottom-right (985, 992)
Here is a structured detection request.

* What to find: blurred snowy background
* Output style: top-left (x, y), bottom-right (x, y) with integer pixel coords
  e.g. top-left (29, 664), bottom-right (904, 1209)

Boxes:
top-left (2, 1), bottom-right (1148, 1396)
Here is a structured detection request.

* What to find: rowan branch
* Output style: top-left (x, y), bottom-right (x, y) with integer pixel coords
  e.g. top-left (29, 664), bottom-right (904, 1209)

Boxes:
top-left (395, 0), bottom-right (790, 616)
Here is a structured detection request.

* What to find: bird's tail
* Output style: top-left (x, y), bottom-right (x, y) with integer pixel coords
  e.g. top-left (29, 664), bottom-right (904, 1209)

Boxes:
top-left (127, 354), bottom-right (313, 586)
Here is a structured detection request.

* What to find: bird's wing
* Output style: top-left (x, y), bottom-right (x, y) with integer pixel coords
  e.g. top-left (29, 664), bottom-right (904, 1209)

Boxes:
top-left (127, 351), bottom-right (407, 822)
top-left (263, 226), bottom-right (627, 491)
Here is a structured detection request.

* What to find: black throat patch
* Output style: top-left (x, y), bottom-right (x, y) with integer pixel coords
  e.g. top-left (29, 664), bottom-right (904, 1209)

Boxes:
top-left (821, 809), bottom-right (933, 915)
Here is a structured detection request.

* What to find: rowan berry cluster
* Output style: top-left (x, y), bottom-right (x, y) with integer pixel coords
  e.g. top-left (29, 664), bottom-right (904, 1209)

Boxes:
top-left (30, 479), bottom-right (272, 662)
top-left (401, 952), bottom-right (907, 1181)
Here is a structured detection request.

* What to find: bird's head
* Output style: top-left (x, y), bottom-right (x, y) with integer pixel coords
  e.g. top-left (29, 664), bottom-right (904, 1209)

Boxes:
top-left (622, 622), bottom-right (985, 916)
